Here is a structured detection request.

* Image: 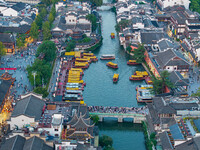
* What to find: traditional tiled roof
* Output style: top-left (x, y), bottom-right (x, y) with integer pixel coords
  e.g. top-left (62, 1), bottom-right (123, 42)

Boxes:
top-left (154, 49), bottom-right (189, 68)
top-left (11, 2), bottom-right (26, 12)
top-left (0, 135), bottom-right (53, 150)
top-left (169, 71), bottom-right (189, 86)
top-left (0, 33), bottom-right (14, 43)
top-left (0, 24), bottom-right (31, 34)
top-left (11, 95), bottom-right (45, 121)
top-left (159, 131), bottom-right (174, 150)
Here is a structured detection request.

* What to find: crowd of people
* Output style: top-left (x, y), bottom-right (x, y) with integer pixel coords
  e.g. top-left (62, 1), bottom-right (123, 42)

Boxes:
top-left (0, 43), bottom-right (38, 99)
top-left (88, 106), bottom-right (148, 114)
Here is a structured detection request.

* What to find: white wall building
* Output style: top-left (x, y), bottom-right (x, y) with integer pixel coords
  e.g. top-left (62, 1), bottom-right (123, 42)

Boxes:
top-left (7, 93), bottom-right (45, 130)
top-left (1, 8), bottom-right (18, 16)
top-left (157, 0), bottom-right (190, 10)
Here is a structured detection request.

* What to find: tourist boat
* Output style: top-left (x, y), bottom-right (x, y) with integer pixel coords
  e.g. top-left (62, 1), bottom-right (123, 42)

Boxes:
top-left (129, 75), bottom-right (144, 81)
top-left (74, 62), bottom-right (89, 69)
top-left (136, 89), bottom-right (153, 103)
top-left (127, 60), bottom-right (140, 65)
top-left (106, 62), bottom-right (118, 69)
top-left (83, 52), bottom-right (94, 56)
top-left (76, 58), bottom-right (91, 63)
top-left (83, 56), bottom-right (98, 62)
top-left (111, 33), bottom-right (115, 39)
top-left (135, 71), bottom-right (148, 77)
top-left (100, 54), bottom-right (115, 60)
top-left (113, 74), bottom-right (119, 83)
top-left (135, 85), bottom-right (153, 91)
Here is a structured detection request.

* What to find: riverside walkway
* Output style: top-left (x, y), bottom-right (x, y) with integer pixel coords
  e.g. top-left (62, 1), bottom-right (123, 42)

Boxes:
top-left (88, 106), bottom-right (148, 123)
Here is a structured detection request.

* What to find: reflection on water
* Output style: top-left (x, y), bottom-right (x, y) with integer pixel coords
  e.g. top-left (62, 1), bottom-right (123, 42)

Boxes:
top-left (98, 120), bottom-right (146, 150)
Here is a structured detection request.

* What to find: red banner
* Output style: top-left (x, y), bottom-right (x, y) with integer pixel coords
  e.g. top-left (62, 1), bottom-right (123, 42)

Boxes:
top-left (0, 68), bottom-right (17, 70)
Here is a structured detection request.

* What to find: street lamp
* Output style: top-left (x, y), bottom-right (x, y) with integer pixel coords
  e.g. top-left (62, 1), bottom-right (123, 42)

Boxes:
top-left (32, 71), bottom-right (37, 89)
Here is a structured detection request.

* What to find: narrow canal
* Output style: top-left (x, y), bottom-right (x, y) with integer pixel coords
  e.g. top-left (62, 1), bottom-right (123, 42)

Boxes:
top-left (82, 2), bottom-right (146, 150)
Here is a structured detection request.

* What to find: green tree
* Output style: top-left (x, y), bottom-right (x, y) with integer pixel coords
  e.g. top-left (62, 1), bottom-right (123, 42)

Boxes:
top-left (132, 44), bottom-right (145, 63)
top-left (27, 59), bottom-right (52, 86)
top-left (16, 34), bottom-right (26, 49)
top-left (50, 6), bottom-right (56, 17)
top-left (99, 135), bottom-right (113, 148)
top-left (40, 7), bottom-right (47, 18)
top-left (36, 41), bottom-right (56, 62)
top-left (66, 40), bottom-right (76, 52)
top-left (86, 14), bottom-right (97, 31)
top-left (35, 15), bottom-right (43, 29)
top-left (42, 21), bottom-right (52, 40)
top-left (42, 0), bottom-right (51, 6)
top-left (34, 87), bottom-right (49, 98)
top-left (29, 22), bottom-right (39, 40)
top-left (90, 115), bottom-right (99, 125)
top-left (190, 0), bottom-right (200, 13)
top-left (90, 0), bottom-right (103, 6)
top-left (0, 42), bottom-right (6, 60)
top-left (126, 45), bottom-right (131, 53)
top-left (115, 20), bottom-right (130, 32)
top-left (48, 13), bottom-right (55, 25)
top-left (152, 70), bottom-right (174, 94)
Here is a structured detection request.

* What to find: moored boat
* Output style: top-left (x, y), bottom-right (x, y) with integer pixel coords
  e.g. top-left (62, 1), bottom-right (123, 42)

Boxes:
top-left (113, 73), bottom-right (119, 82)
top-left (129, 75), bottom-right (144, 81)
top-left (111, 33), bottom-right (115, 39)
top-left (127, 60), bottom-right (140, 65)
top-left (100, 54), bottom-right (115, 60)
top-left (106, 62), bottom-right (118, 69)
top-left (145, 76), bottom-right (153, 84)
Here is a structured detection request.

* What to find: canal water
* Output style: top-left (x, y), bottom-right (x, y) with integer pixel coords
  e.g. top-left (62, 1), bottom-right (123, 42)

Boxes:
top-left (82, 2), bottom-right (146, 150)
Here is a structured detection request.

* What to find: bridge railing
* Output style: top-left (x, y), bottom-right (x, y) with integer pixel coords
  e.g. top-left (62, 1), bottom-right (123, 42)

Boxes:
top-left (89, 112), bottom-right (146, 117)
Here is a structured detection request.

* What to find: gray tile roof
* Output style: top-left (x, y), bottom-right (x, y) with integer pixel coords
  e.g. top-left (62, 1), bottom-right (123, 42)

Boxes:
top-left (11, 95), bottom-right (45, 121)
top-left (0, 135), bottom-right (53, 150)
top-left (11, 2), bottom-right (26, 12)
top-left (0, 135), bottom-right (25, 150)
top-left (175, 136), bottom-right (200, 150)
top-left (0, 79), bottom-right (12, 107)
top-left (159, 131), bottom-right (173, 150)
top-left (140, 31), bottom-right (168, 45)
top-left (0, 33), bottom-right (14, 43)
top-left (154, 49), bottom-right (189, 68)
top-left (169, 71), bottom-right (189, 86)
top-left (169, 103), bottom-right (199, 110)
top-left (161, 117), bottom-right (176, 126)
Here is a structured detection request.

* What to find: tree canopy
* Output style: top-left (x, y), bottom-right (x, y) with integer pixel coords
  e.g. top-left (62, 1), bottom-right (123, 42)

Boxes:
top-left (66, 40), bottom-right (76, 52)
top-left (16, 34), bottom-right (26, 49)
top-left (42, 21), bottom-right (52, 40)
top-left (36, 41), bottom-right (56, 62)
top-left (115, 20), bottom-right (130, 32)
top-left (35, 15), bottom-right (43, 29)
top-left (132, 44), bottom-right (145, 63)
top-left (0, 42), bottom-right (6, 59)
top-left (90, 0), bottom-right (103, 6)
top-left (190, 0), bottom-right (200, 14)
top-left (99, 135), bottom-right (113, 149)
top-left (29, 21), bottom-right (39, 40)
top-left (90, 115), bottom-right (99, 125)
top-left (27, 58), bottom-right (52, 86)
top-left (152, 70), bottom-right (174, 95)
top-left (86, 14), bottom-right (97, 31)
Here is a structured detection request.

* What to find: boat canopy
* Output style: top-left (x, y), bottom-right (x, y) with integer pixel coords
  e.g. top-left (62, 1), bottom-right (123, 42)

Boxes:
top-left (113, 74), bottom-right (119, 78)
top-left (107, 62), bottom-right (118, 66)
top-left (129, 60), bottom-right (136, 63)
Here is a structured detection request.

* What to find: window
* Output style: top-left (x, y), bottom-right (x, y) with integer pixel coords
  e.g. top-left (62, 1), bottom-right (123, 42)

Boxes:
top-left (55, 134), bottom-right (58, 137)
top-left (73, 19), bottom-right (74, 22)
top-left (55, 129), bottom-right (58, 131)
top-left (22, 119), bottom-right (24, 121)
top-left (167, 67), bottom-right (170, 69)
top-left (69, 20), bottom-right (71, 22)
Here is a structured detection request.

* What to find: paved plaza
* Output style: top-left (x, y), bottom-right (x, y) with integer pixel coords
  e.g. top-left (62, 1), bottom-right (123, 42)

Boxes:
top-left (0, 44), bottom-right (37, 99)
